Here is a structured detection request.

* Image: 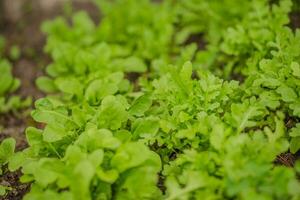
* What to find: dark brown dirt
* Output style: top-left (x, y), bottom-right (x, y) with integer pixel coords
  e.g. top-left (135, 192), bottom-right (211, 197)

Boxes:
top-left (289, 11), bottom-right (300, 30)
top-left (185, 33), bottom-right (206, 51)
top-left (0, 113), bottom-right (29, 151)
top-left (73, 1), bottom-right (100, 23)
top-left (275, 153), bottom-right (296, 167)
top-left (0, 168), bottom-right (30, 200)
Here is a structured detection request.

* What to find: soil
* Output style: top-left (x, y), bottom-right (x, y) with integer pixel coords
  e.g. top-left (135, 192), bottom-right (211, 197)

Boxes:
top-left (185, 33), bottom-right (207, 51)
top-left (290, 11), bottom-right (300, 30)
top-left (275, 153), bottom-right (297, 167)
top-left (0, 169), bottom-right (30, 200)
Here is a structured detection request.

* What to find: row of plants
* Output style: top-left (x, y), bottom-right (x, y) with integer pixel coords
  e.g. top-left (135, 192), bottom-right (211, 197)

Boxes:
top-left (0, 36), bottom-right (31, 115)
top-left (1, 0), bottom-right (300, 199)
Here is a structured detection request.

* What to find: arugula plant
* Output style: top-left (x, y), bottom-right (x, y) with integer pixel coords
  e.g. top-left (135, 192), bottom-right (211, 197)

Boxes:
top-left (177, 0), bottom-right (292, 78)
top-left (0, 57), bottom-right (31, 113)
top-left (2, 0), bottom-right (300, 199)
top-left (0, 36), bottom-right (31, 113)
top-left (0, 138), bottom-right (16, 195)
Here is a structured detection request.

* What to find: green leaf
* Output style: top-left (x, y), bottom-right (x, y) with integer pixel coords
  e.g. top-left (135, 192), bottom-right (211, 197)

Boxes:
top-left (31, 98), bottom-right (76, 126)
top-left (290, 124), bottom-right (300, 137)
top-left (111, 56), bottom-right (147, 73)
top-left (96, 168), bottom-right (119, 183)
top-left (26, 127), bottom-right (43, 146)
top-left (291, 62), bottom-right (300, 78)
top-left (97, 95), bottom-right (128, 130)
top-left (290, 137), bottom-right (300, 154)
top-left (290, 102), bottom-right (300, 117)
top-left (210, 124), bottom-right (228, 150)
top-left (9, 45), bottom-right (21, 60)
top-left (132, 118), bottom-right (159, 139)
top-left (88, 149), bottom-right (104, 167)
top-left (34, 160), bottom-right (59, 187)
top-left (0, 138), bottom-right (16, 165)
top-left (55, 77), bottom-right (83, 97)
top-left (129, 94), bottom-right (152, 116)
top-left (111, 142), bottom-right (152, 172)
top-left (0, 35), bottom-right (5, 54)
top-left (165, 171), bottom-right (207, 200)
top-left (64, 145), bottom-right (85, 165)
top-left (85, 73), bottom-right (123, 105)
top-left (295, 161), bottom-right (300, 173)
top-left (114, 165), bottom-right (162, 199)
top-left (76, 127), bottom-right (121, 150)
top-left (8, 152), bottom-right (26, 171)
top-left (180, 61), bottom-right (193, 83)
top-left (276, 85), bottom-right (297, 102)
top-left (70, 160), bottom-right (95, 200)
top-left (0, 60), bottom-right (14, 96)
top-left (88, 128), bottom-right (121, 150)
top-left (0, 185), bottom-right (8, 196)
top-left (114, 130), bottom-right (132, 143)
top-left (43, 124), bottom-right (68, 142)
top-left (36, 76), bottom-right (58, 93)
top-left (226, 100), bottom-right (264, 133)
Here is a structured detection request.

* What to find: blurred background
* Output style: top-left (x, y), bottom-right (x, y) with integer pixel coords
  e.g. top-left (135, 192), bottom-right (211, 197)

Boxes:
top-left (0, 0), bottom-right (98, 100)
top-left (1, 0), bottom-right (97, 23)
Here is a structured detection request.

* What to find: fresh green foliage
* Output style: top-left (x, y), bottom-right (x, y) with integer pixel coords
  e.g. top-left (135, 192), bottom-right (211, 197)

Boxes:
top-left (0, 36), bottom-right (5, 55)
top-left (290, 123), bottom-right (300, 153)
top-left (0, 138), bottom-right (16, 195)
top-left (0, 138), bottom-right (16, 174)
top-left (9, 45), bottom-right (21, 61)
top-left (0, 58), bottom-right (31, 113)
top-left (0, 37), bottom-right (31, 113)
top-left (178, 0), bottom-right (293, 78)
top-left (2, 0), bottom-right (300, 199)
